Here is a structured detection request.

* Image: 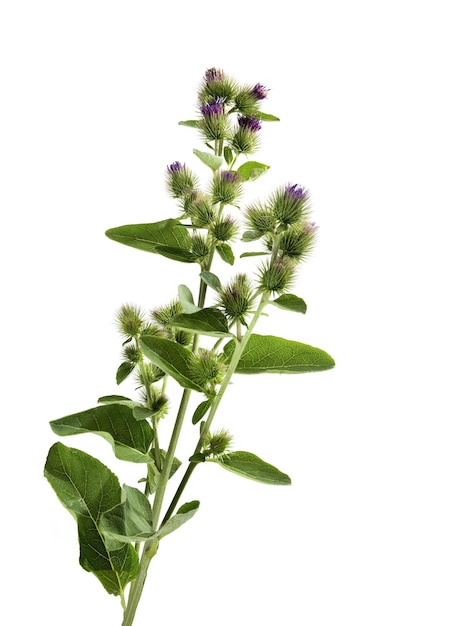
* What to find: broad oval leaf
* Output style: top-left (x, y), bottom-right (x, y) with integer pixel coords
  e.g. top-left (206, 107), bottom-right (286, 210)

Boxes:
top-left (240, 251), bottom-right (270, 259)
top-left (223, 334), bottom-right (335, 373)
top-left (139, 335), bottom-right (202, 391)
top-left (256, 112), bottom-right (280, 122)
top-left (168, 308), bottom-right (231, 337)
top-left (100, 485), bottom-right (154, 550)
top-left (178, 284), bottom-right (200, 313)
top-left (216, 242), bottom-right (235, 265)
top-left (237, 161), bottom-right (270, 181)
top-left (105, 219), bottom-right (195, 263)
top-left (116, 361), bottom-right (136, 385)
top-left (241, 230), bottom-right (263, 242)
top-left (271, 294), bottom-right (307, 315)
top-left (44, 443), bottom-right (138, 595)
top-left (157, 500), bottom-right (200, 540)
top-left (193, 148), bottom-right (223, 171)
top-left (50, 403), bottom-right (154, 463)
top-left (200, 270), bottom-right (222, 291)
top-left (215, 451), bottom-right (291, 485)
top-left (224, 145), bottom-right (233, 166)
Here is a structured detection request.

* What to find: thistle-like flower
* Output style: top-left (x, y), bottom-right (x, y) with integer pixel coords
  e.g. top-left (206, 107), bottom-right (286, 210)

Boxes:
top-left (203, 428), bottom-right (233, 459)
top-left (199, 67), bottom-right (237, 103)
top-left (244, 203), bottom-right (277, 235)
top-left (258, 259), bottom-right (295, 294)
top-left (151, 300), bottom-right (183, 328)
top-left (199, 97), bottom-right (230, 141)
top-left (230, 115), bottom-right (262, 154)
top-left (217, 273), bottom-right (256, 324)
top-left (185, 193), bottom-right (215, 228)
top-left (269, 183), bottom-right (311, 227)
top-left (136, 362), bottom-right (164, 386)
top-left (190, 232), bottom-right (210, 264)
top-left (279, 221), bottom-right (318, 262)
top-left (233, 82), bottom-right (269, 115)
top-left (211, 215), bottom-right (238, 243)
top-left (211, 170), bottom-right (243, 205)
top-left (116, 304), bottom-right (145, 340)
top-left (188, 349), bottom-right (226, 394)
top-left (166, 162), bottom-right (198, 199)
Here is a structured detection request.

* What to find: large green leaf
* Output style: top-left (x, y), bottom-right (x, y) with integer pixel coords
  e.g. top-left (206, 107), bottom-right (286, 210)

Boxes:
top-left (105, 219), bottom-right (195, 263)
top-left (224, 334), bottom-right (335, 373)
top-left (215, 451), bottom-right (291, 485)
top-left (139, 335), bottom-right (202, 391)
top-left (50, 403), bottom-right (154, 463)
top-left (157, 500), bottom-right (200, 539)
top-left (168, 308), bottom-right (231, 337)
top-left (100, 485), bottom-right (155, 550)
top-left (44, 443), bottom-right (138, 595)
top-left (178, 284), bottom-right (200, 313)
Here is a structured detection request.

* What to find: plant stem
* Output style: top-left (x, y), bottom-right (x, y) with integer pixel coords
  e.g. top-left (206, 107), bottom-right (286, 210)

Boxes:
top-left (159, 292), bottom-right (270, 527)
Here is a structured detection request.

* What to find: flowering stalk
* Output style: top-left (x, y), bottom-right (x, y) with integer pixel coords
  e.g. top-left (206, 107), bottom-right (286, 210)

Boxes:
top-left (44, 68), bottom-right (335, 626)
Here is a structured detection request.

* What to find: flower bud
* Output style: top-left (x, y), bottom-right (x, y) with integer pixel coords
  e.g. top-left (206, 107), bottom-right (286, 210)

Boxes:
top-left (279, 221), bottom-right (318, 262)
top-left (166, 162), bottom-right (198, 199)
top-left (191, 233), bottom-right (210, 264)
top-left (244, 203), bottom-right (276, 234)
top-left (203, 428), bottom-right (233, 458)
top-left (211, 170), bottom-right (243, 205)
top-left (123, 344), bottom-right (141, 365)
top-left (188, 194), bottom-right (215, 228)
top-left (189, 349), bottom-right (226, 391)
top-left (199, 97), bottom-right (230, 141)
top-left (173, 329), bottom-right (193, 346)
top-left (269, 184), bottom-right (311, 226)
top-left (199, 68), bottom-right (237, 103)
top-left (136, 362), bottom-right (164, 386)
top-left (116, 304), bottom-right (145, 339)
top-left (217, 274), bottom-right (256, 323)
top-left (151, 300), bottom-right (183, 328)
top-left (258, 259), bottom-right (295, 294)
top-left (211, 215), bottom-right (238, 243)
top-left (233, 82), bottom-right (269, 115)
top-left (230, 116), bottom-right (262, 154)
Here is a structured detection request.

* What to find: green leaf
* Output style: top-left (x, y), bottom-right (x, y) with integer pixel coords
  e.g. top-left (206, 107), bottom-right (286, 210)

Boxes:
top-left (200, 270), bottom-right (222, 291)
top-left (216, 243), bottom-right (235, 265)
top-left (44, 443), bottom-right (138, 595)
top-left (192, 399), bottom-right (212, 425)
top-left (271, 294), bottom-right (307, 315)
top-left (193, 148), bottom-right (223, 171)
top-left (132, 405), bottom-right (156, 421)
top-left (105, 219), bottom-right (195, 263)
top-left (179, 120), bottom-right (200, 128)
top-left (256, 112), bottom-right (280, 122)
top-left (139, 335), bottom-right (202, 391)
top-left (116, 361), bottom-right (136, 385)
top-left (237, 161), bottom-right (270, 181)
top-left (240, 251), bottom-right (270, 259)
top-left (215, 451), bottom-right (291, 485)
top-left (178, 284), bottom-right (200, 313)
top-left (157, 500), bottom-right (200, 540)
top-left (223, 334), bottom-right (335, 373)
top-left (98, 395), bottom-right (134, 405)
top-left (100, 485), bottom-right (155, 550)
top-left (168, 308), bottom-right (231, 337)
top-left (241, 230), bottom-right (263, 242)
top-left (147, 451), bottom-right (181, 494)
top-left (224, 146), bottom-right (233, 166)
top-left (50, 403), bottom-right (154, 463)
top-left (215, 451), bottom-right (290, 485)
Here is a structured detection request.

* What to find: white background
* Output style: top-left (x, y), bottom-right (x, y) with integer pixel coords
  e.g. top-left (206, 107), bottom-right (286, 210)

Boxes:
top-left (1, 1), bottom-right (457, 624)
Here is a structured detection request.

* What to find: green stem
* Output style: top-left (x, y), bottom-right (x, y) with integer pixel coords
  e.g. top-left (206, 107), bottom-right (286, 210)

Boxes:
top-left (160, 292), bottom-right (270, 528)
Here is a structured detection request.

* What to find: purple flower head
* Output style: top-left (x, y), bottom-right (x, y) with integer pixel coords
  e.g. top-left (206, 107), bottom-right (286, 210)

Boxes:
top-left (303, 221), bottom-right (318, 234)
top-left (238, 115), bottom-right (262, 132)
top-left (167, 161), bottom-right (184, 174)
top-left (205, 68), bottom-right (225, 83)
top-left (251, 83), bottom-right (269, 100)
top-left (221, 170), bottom-right (241, 183)
top-left (201, 97), bottom-right (225, 117)
top-left (285, 183), bottom-right (309, 201)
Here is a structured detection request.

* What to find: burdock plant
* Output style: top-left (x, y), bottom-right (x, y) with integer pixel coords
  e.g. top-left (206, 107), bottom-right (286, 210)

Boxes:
top-left (44, 67), bottom-right (335, 626)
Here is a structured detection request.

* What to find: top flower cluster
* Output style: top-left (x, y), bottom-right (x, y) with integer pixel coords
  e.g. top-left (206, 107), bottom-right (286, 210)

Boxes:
top-left (197, 67), bottom-right (269, 152)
